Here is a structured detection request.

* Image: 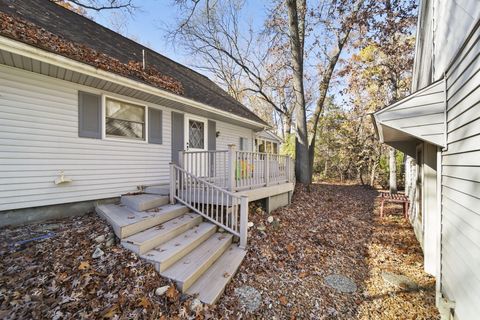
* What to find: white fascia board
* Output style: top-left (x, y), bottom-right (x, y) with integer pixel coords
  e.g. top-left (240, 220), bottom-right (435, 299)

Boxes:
top-left (0, 36), bottom-right (266, 130)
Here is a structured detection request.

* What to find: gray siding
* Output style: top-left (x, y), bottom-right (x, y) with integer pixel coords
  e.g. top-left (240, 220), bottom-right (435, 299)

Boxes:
top-left (0, 65), bottom-right (255, 212)
top-left (413, 0), bottom-right (480, 89)
top-left (442, 19), bottom-right (480, 320)
top-left (375, 80), bottom-right (445, 146)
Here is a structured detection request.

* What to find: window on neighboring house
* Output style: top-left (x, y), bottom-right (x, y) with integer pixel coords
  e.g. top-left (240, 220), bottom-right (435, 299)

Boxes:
top-left (258, 139), bottom-right (265, 153)
top-left (265, 141), bottom-right (272, 154)
top-left (105, 98), bottom-right (145, 140)
top-left (273, 142), bottom-right (278, 154)
top-left (239, 137), bottom-right (248, 151)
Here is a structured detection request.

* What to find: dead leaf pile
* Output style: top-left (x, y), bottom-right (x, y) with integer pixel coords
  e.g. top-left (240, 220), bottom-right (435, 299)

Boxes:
top-left (214, 182), bottom-right (440, 319)
top-left (0, 214), bottom-right (206, 319)
top-left (0, 182), bottom-right (440, 319)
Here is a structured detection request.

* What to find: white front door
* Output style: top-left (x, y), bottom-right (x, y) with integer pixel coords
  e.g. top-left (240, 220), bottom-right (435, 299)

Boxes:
top-left (184, 115), bottom-right (208, 176)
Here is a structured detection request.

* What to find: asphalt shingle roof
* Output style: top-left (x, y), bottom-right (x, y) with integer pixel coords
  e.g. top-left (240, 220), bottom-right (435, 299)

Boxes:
top-left (0, 0), bottom-right (267, 126)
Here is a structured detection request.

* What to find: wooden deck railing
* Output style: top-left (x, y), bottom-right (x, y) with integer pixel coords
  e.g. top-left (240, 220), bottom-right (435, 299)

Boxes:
top-left (180, 150), bottom-right (229, 189)
top-left (173, 145), bottom-right (294, 248)
top-left (169, 164), bottom-right (249, 248)
top-left (180, 145), bottom-right (294, 192)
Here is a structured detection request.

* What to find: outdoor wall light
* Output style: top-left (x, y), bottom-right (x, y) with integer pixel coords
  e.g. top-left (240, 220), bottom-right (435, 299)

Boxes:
top-left (216, 131), bottom-right (220, 137)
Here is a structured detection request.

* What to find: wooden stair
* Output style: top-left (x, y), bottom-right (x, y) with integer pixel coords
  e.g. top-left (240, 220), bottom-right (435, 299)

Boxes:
top-left (95, 191), bottom-right (246, 304)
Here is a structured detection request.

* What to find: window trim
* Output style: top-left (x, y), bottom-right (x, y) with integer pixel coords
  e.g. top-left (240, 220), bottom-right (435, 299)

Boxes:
top-left (102, 94), bottom-right (149, 143)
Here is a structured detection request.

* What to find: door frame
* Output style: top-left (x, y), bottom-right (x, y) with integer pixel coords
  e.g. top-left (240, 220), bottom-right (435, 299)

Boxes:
top-left (184, 114), bottom-right (208, 151)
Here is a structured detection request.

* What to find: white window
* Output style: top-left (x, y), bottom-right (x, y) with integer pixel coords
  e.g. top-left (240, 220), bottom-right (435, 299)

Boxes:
top-left (105, 97), bottom-right (145, 140)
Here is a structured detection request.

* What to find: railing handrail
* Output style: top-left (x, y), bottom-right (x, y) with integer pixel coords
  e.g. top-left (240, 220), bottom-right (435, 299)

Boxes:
top-left (183, 150), bottom-right (228, 153)
top-left (170, 163), bottom-right (249, 248)
top-left (171, 164), bottom-right (241, 198)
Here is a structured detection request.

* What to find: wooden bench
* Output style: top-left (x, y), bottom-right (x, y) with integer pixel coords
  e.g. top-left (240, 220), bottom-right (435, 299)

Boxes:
top-left (379, 192), bottom-right (409, 219)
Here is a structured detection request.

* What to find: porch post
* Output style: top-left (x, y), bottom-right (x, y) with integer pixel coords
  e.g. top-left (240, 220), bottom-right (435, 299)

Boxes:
top-left (169, 163), bottom-right (175, 204)
top-left (265, 153), bottom-right (270, 187)
top-left (239, 195), bottom-right (249, 248)
top-left (286, 156), bottom-right (290, 183)
top-left (227, 144), bottom-right (236, 191)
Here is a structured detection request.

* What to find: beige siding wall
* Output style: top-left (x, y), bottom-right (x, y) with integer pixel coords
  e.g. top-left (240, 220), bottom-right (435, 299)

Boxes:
top-left (0, 65), bottom-right (255, 211)
top-left (441, 19), bottom-right (480, 320)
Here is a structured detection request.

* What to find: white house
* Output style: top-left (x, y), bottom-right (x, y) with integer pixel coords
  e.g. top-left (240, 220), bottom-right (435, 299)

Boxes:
top-left (373, 0), bottom-right (480, 318)
top-left (0, 0), bottom-right (295, 304)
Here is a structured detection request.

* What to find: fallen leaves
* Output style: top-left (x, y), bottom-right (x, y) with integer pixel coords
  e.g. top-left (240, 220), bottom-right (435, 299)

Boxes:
top-left (213, 182), bottom-right (440, 319)
top-left (137, 296), bottom-right (151, 309)
top-left (78, 261), bottom-right (90, 270)
top-left (0, 214), bottom-right (204, 319)
top-left (0, 182), bottom-right (440, 319)
top-left (166, 285), bottom-right (179, 301)
top-left (279, 295), bottom-right (288, 306)
top-left (286, 243), bottom-right (295, 255)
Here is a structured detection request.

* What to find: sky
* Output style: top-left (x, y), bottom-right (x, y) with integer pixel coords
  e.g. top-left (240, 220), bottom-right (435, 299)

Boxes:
top-left (85, 0), bottom-right (270, 69)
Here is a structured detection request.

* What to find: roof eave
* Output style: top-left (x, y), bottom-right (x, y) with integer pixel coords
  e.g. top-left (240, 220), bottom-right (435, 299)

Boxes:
top-left (0, 35), bottom-right (268, 130)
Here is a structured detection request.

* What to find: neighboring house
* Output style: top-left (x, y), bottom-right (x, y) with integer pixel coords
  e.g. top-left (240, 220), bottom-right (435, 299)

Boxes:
top-left (0, 0), bottom-right (294, 304)
top-left (254, 130), bottom-right (283, 154)
top-left (373, 1), bottom-right (480, 319)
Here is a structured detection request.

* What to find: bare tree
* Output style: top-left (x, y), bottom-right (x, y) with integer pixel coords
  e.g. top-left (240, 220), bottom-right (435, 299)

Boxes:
top-left (168, 0), bottom-right (296, 136)
top-left (54, 0), bottom-right (135, 11)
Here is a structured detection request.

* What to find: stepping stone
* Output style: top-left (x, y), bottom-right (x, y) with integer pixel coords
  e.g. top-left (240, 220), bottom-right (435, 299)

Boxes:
top-left (381, 272), bottom-right (418, 290)
top-left (324, 274), bottom-right (357, 293)
top-left (235, 286), bottom-right (262, 312)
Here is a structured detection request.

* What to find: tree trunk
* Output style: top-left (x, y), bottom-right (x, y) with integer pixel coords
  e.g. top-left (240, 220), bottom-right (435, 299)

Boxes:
top-left (323, 158), bottom-right (328, 177)
top-left (284, 113), bottom-right (292, 136)
top-left (286, 0), bottom-right (310, 185)
top-left (370, 161), bottom-right (378, 187)
top-left (389, 147), bottom-right (397, 193)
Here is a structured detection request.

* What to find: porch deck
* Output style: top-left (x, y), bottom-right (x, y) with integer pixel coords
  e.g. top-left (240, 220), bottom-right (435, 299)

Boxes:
top-left (169, 147), bottom-right (295, 247)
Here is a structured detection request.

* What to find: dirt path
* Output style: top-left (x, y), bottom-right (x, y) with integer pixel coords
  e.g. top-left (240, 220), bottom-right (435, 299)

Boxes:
top-left (0, 183), bottom-right (439, 319)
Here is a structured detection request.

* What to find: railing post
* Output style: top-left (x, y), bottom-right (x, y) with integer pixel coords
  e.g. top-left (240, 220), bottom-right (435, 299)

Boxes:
top-left (169, 163), bottom-right (175, 204)
top-left (227, 144), bottom-right (236, 191)
top-left (239, 195), bottom-right (249, 248)
top-left (265, 153), bottom-right (270, 187)
top-left (286, 156), bottom-right (290, 182)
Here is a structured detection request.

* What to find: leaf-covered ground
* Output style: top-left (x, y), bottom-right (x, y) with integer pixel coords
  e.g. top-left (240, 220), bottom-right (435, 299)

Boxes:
top-left (0, 182), bottom-right (440, 319)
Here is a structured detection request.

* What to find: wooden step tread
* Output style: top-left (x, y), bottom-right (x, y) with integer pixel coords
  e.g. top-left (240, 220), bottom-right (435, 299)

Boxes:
top-left (121, 194), bottom-right (169, 211)
top-left (141, 222), bottom-right (217, 272)
top-left (96, 203), bottom-right (189, 239)
top-left (121, 213), bottom-right (202, 254)
top-left (187, 244), bottom-right (246, 304)
top-left (161, 233), bottom-right (233, 292)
